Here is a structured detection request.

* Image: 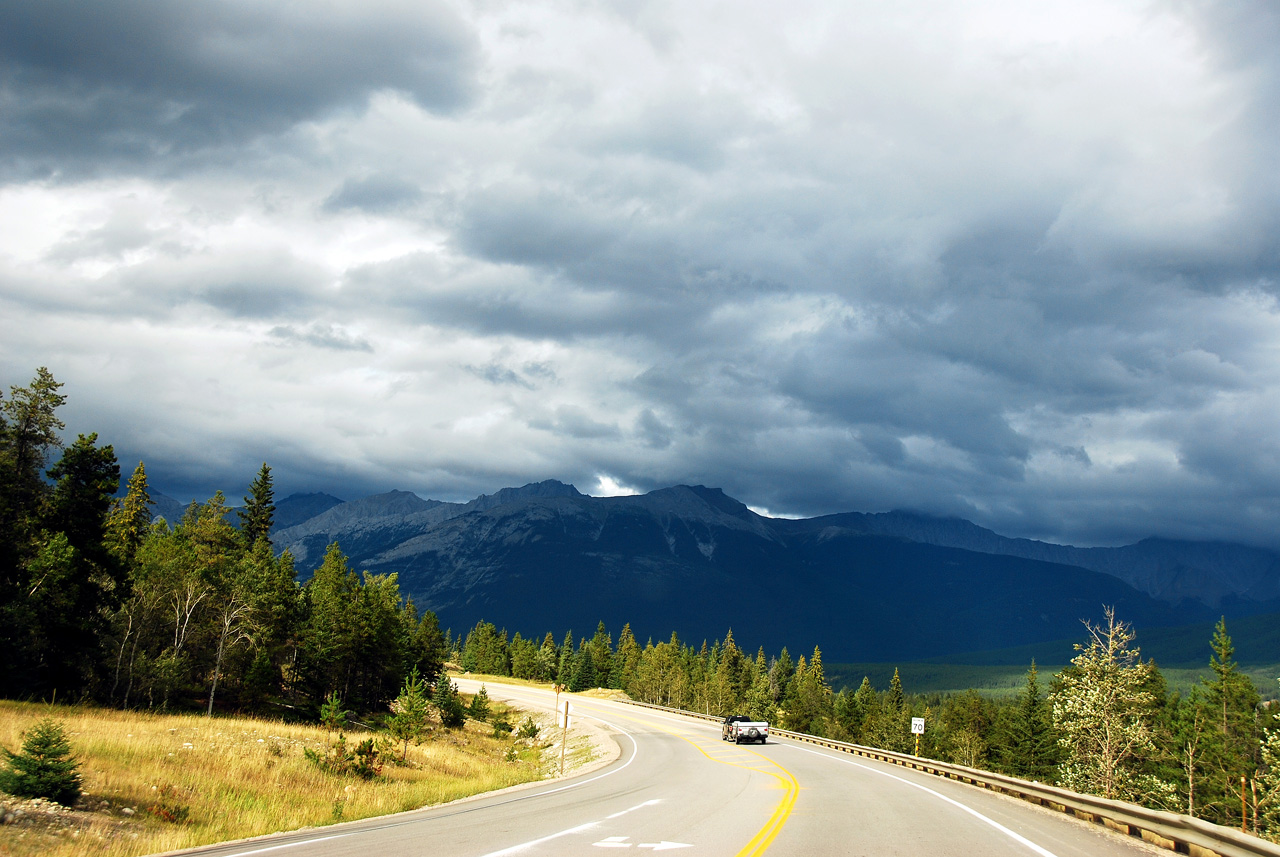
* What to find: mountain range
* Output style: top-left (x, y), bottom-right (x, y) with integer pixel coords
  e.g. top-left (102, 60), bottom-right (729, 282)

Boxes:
top-left (252, 481), bottom-right (1280, 666)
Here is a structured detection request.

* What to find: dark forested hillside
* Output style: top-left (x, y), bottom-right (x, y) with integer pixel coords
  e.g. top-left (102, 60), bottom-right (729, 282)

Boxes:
top-left (273, 484), bottom-right (1221, 663)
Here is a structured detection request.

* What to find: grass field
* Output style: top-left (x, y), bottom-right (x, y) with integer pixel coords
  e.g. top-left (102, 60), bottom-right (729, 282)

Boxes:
top-left (0, 699), bottom-right (551, 857)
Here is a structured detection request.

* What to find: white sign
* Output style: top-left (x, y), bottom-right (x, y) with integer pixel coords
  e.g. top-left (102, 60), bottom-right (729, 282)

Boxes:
top-left (911, 717), bottom-right (925, 734)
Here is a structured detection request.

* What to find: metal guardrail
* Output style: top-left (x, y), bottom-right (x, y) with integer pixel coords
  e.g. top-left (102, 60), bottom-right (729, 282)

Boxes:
top-left (616, 698), bottom-right (1280, 857)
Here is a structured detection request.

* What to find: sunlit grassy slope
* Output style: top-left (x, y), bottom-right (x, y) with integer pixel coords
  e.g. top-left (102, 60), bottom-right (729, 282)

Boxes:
top-left (0, 700), bottom-right (545, 857)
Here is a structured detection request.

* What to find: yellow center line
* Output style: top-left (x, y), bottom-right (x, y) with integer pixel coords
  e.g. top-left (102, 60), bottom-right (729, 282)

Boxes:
top-left (573, 703), bottom-right (800, 857)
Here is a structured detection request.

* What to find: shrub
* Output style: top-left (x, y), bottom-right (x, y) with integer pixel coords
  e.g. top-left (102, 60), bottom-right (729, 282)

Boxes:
top-left (468, 686), bottom-right (491, 723)
top-left (0, 718), bottom-right (82, 806)
top-left (516, 716), bottom-right (541, 740)
top-left (433, 679), bottom-right (466, 729)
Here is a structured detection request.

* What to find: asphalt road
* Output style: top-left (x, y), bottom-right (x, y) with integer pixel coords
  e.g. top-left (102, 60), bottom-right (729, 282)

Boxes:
top-left (181, 681), bottom-right (1160, 857)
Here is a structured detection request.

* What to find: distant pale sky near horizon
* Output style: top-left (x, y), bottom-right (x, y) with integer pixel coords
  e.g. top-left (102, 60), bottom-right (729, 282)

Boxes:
top-left (2, 0), bottom-right (1279, 548)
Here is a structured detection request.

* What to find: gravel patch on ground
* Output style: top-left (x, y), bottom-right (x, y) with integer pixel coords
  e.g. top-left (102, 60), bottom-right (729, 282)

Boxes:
top-left (0, 792), bottom-right (146, 855)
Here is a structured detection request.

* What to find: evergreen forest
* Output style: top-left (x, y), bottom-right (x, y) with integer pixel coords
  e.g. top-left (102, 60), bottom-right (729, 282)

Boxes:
top-left (2, 368), bottom-right (1279, 840)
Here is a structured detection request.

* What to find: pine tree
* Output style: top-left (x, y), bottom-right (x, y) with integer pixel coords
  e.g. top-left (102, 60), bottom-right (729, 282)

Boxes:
top-left (1197, 618), bottom-right (1262, 826)
top-left (388, 667), bottom-right (431, 760)
top-left (1000, 661), bottom-right (1057, 781)
top-left (557, 630), bottom-right (575, 683)
top-left (29, 433), bottom-right (121, 696)
top-left (406, 606), bottom-right (446, 685)
top-left (299, 543), bottom-right (360, 703)
top-left (468, 685), bottom-right (492, 722)
top-left (835, 677), bottom-right (874, 742)
top-left (745, 649), bottom-right (775, 723)
top-left (787, 646), bottom-right (834, 736)
top-left (1, 368), bottom-right (69, 690)
top-left (0, 718), bottom-right (82, 805)
top-left (613, 624), bottom-right (641, 691)
top-left (570, 646), bottom-right (597, 692)
top-left (107, 461), bottom-right (153, 564)
top-left (769, 648), bottom-right (794, 705)
top-left (537, 632), bottom-right (560, 682)
top-left (1, 367), bottom-right (67, 519)
top-left (433, 677), bottom-right (466, 729)
top-left (590, 622), bottom-right (613, 687)
top-left (887, 668), bottom-right (905, 714)
top-left (238, 463), bottom-right (275, 547)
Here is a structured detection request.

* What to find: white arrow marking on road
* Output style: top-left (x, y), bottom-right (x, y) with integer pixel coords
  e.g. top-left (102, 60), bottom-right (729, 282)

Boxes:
top-left (638, 843), bottom-right (692, 851)
top-left (594, 836), bottom-right (632, 848)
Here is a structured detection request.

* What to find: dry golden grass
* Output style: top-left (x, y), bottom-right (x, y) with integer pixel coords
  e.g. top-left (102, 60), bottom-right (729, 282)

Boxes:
top-left (0, 701), bottom-right (546, 857)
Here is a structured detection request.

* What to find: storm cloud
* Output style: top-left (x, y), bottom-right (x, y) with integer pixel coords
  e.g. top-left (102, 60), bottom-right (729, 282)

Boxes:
top-left (3, 0), bottom-right (1280, 550)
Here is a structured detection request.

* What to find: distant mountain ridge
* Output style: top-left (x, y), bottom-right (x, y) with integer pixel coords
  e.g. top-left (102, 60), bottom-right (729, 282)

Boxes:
top-left (265, 481), bottom-right (1280, 664)
top-left (784, 510), bottom-right (1280, 608)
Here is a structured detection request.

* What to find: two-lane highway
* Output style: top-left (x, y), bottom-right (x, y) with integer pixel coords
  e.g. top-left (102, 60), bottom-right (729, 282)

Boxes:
top-left (181, 681), bottom-right (1159, 857)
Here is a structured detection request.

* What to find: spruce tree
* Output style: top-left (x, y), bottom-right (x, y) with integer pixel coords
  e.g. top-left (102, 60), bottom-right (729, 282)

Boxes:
top-left (887, 668), bottom-right (905, 713)
top-left (468, 685), bottom-right (492, 722)
top-left (29, 433), bottom-right (121, 696)
top-left (613, 624), bottom-right (640, 691)
top-left (589, 622), bottom-right (613, 687)
top-left (238, 463), bottom-right (275, 547)
top-left (107, 461), bottom-right (153, 564)
top-left (569, 647), bottom-right (597, 692)
top-left (433, 678), bottom-right (466, 728)
top-left (1001, 661), bottom-right (1057, 781)
top-left (0, 718), bottom-right (82, 806)
top-left (557, 630), bottom-right (575, 683)
top-left (537, 632), bottom-right (559, 682)
top-left (388, 667), bottom-right (431, 760)
top-left (1, 368), bottom-right (69, 695)
top-left (1198, 618), bottom-right (1261, 826)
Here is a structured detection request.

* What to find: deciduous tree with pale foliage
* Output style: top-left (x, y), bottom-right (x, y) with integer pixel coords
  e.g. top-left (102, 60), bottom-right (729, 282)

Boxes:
top-left (1051, 607), bottom-right (1174, 805)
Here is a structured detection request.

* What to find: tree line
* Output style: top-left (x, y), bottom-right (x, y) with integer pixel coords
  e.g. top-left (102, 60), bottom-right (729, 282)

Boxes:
top-left (1, 368), bottom-right (445, 717)
top-left (2, 367), bottom-right (1278, 839)
top-left (451, 612), bottom-right (1279, 838)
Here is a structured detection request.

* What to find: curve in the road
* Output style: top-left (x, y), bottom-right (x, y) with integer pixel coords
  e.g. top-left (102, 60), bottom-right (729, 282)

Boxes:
top-left (176, 682), bottom-right (1167, 857)
top-left (598, 705), bottom-right (800, 857)
top-left (788, 744), bottom-right (1061, 857)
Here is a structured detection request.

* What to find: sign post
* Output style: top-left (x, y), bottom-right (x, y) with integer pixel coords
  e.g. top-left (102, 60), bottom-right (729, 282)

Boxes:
top-left (911, 717), bottom-right (925, 756)
top-left (560, 700), bottom-right (570, 776)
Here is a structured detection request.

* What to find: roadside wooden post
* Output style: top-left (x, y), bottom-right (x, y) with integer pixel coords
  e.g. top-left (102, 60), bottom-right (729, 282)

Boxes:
top-left (560, 701), bottom-right (570, 776)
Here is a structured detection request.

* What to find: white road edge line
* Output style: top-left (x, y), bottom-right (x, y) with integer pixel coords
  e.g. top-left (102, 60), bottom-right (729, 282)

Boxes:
top-left (217, 692), bottom-right (639, 857)
top-left (789, 745), bottom-right (1062, 857)
top-left (212, 833), bottom-right (349, 856)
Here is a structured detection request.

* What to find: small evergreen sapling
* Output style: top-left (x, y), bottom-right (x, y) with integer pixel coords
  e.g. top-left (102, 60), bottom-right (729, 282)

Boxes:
top-left (433, 678), bottom-right (467, 729)
top-left (388, 667), bottom-right (431, 761)
top-left (0, 718), bottom-right (82, 806)
top-left (468, 685), bottom-right (492, 723)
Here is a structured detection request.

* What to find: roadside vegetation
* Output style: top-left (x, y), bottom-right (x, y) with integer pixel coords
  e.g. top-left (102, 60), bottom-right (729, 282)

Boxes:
top-left (0, 695), bottom-right (549, 857)
top-left (449, 612), bottom-right (1280, 842)
top-left (1, 367), bottom-right (1277, 845)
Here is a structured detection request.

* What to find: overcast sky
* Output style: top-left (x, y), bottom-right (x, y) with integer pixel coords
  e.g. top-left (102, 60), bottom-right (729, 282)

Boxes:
top-left (2, 0), bottom-right (1279, 548)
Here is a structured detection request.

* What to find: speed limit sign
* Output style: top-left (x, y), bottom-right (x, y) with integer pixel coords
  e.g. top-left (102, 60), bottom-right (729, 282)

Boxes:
top-left (911, 717), bottom-right (925, 734)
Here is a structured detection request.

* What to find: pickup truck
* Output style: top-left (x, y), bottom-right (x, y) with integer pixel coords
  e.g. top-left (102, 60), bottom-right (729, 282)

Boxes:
top-left (721, 715), bottom-right (769, 744)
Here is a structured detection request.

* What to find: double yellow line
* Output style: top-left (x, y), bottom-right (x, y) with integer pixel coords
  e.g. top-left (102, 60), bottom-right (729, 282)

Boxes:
top-left (600, 706), bottom-right (800, 857)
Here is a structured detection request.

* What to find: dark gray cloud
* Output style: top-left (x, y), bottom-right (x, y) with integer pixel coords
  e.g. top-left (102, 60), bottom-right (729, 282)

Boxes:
top-left (0, 0), bottom-right (478, 177)
top-left (5, 0), bottom-right (1280, 551)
